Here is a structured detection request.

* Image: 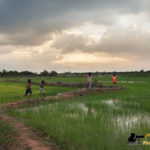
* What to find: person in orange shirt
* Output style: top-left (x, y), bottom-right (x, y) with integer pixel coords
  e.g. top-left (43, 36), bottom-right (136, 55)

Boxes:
top-left (112, 74), bottom-right (117, 85)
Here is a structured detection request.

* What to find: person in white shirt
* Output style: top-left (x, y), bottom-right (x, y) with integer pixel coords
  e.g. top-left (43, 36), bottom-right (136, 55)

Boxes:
top-left (87, 72), bottom-right (92, 88)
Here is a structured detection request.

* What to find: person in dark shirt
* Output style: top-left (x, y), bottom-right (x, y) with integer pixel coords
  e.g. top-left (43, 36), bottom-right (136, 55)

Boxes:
top-left (23, 79), bottom-right (32, 97)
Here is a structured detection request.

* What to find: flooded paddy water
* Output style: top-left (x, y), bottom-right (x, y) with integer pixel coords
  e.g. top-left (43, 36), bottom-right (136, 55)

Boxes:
top-left (16, 98), bottom-right (149, 133)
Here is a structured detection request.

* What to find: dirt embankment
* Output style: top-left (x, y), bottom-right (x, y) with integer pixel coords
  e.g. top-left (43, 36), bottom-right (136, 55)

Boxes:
top-left (0, 87), bottom-right (125, 109)
top-left (0, 114), bottom-right (55, 150)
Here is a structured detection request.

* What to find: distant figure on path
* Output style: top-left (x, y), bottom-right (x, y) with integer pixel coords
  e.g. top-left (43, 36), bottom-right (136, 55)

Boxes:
top-left (40, 80), bottom-right (46, 96)
top-left (87, 72), bottom-right (92, 88)
top-left (112, 74), bottom-right (117, 85)
top-left (23, 79), bottom-right (32, 97)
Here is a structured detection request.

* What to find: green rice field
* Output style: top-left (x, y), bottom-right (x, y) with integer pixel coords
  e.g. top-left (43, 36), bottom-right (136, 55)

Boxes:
top-left (3, 75), bottom-right (150, 83)
top-left (0, 82), bottom-right (78, 103)
top-left (1, 76), bottom-right (150, 150)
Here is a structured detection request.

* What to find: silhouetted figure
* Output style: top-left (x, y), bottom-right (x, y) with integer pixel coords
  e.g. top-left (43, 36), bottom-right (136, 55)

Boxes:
top-left (128, 133), bottom-right (136, 143)
top-left (87, 72), bottom-right (92, 88)
top-left (23, 79), bottom-right (32, 97)
top-left (40, 80), bottom-right (46, 96)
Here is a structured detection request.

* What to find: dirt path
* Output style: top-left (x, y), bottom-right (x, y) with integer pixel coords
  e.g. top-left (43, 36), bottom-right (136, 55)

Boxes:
top-left (0, 114), bottom-right (55, 150)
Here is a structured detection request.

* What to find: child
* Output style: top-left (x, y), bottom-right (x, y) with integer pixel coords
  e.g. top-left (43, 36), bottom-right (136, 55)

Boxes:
top-left (40, 80), bottom-right (46, 96)
top-left (112, 74), bottom-right (117, 85)
top-left (23, 79), bottom-right (32, 97)
top-left (87, 72), bottom-right (92, 88)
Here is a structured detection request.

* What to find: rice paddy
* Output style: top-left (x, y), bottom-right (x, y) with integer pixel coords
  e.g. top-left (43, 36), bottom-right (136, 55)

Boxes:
top-left (0, 82), bottom-right (78, 103)
top-left (1, 76), bottom-right (150, 150)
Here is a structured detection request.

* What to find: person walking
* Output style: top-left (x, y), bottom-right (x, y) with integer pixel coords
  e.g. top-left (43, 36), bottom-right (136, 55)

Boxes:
top-left (40, 80), bottom-right (46, 96)
top-left (112, 74), bottom-right (117, 86)
top-left (23, 79), bottom-right (32, 97)
top-left (87, 72), bottom-right (92, 88)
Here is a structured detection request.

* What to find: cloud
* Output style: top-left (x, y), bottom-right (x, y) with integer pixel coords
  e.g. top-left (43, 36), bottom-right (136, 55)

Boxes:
top-left (51, 17), bottom-right (150, 61)
top-left (0, 0), bottom-right (148, 46)
top-left (0, 0), bottom-right (150, 71)
top-left (0, 47), bottom-right (12, 54)
top-left (52, 33), bottom-right (86, 53)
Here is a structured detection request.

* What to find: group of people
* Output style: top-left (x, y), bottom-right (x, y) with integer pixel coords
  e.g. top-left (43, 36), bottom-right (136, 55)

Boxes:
top-left (87, 72), bottom-right (117, 88)
top-left (23, 79), bottom-right (45, 97)
top-left (23, 73), bottom-right (117, 97)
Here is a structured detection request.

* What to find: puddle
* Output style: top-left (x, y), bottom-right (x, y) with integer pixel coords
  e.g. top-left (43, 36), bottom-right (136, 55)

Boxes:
top-left (77, 103), bottom-right (88, 112)
top-left (116, 115), bottom-right (140, 128)
top-left (101, 99), bottom-right (140, 109)
top-left (74, 103), bottom-right (97, 115)
top-left (115, 114), bottom-right (150, 130)
top-left (101, 99), bottom-right (118, 106)
top-left (101, 100), bottom-right (120, 110)
top-left (68, 103), bottom-right (98, 117)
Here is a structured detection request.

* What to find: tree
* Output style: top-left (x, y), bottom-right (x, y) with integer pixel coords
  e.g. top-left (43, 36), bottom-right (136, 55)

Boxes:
top-left (49, 71), bottom-right (58, 76)
top-left (40, 70), bottom-right (49, 76)
top-left (140, 69), bottom-right (144, 73)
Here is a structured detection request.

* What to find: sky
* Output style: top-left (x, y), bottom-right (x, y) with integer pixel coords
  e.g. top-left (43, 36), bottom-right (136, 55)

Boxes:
top-left (0, 0), bottom-right (150, 72)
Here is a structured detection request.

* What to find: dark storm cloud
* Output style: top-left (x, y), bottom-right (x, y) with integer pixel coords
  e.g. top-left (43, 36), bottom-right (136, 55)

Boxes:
top-left (0, 0), bottom-right (148, 46)
top-left (52, 34), bottom-right (87, 53)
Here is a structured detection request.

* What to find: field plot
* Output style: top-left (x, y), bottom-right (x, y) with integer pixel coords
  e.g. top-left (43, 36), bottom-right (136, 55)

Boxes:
top-left (2, 75), bottom-right (150, 82)
top-left (2, 76), bottom-right (87, 83)
top-left (0, 82), bottom-right (78, 103)
top-left (0, 76), bottom-right (148, 150)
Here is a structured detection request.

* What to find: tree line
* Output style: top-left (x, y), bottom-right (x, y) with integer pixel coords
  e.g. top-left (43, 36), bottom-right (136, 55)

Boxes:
top-left (0, 70), bottom-right (58, 77)
top-left (0, 69), bottom-right (150, 77)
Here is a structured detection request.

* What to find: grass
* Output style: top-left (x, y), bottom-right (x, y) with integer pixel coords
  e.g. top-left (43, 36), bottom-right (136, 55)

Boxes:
top-left (1, 76), bottom-right (86, 83)
top-left (0, 118), bottom-right (16, 150)
top-left (2, 75), bottom-right (150, 83)
top-left (0, 82), bottom-right (78, 103)
top-left (5, 76), bottom-right (150, 150)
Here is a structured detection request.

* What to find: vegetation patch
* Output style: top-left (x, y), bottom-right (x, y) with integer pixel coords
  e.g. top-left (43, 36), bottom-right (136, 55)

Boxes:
top-left (2, 76), bottom-right (150, 150)
top-left (0, 118), bottom-right (16, 150)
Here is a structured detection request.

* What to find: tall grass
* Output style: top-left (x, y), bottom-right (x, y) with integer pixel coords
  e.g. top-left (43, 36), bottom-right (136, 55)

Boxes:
top-left (7, 77), bottom-right (150, 150)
